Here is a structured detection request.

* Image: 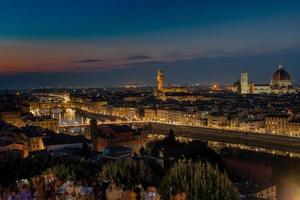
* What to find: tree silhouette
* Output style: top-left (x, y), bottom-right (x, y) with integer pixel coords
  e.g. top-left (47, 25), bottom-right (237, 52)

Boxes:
top-left (80, 142), bottom-right (91, 158)
top-left (166, 129), bottom-right (176, 145)
top-left (0, 153), bottom-right (98, 186)
top-left (145, 132), bottom-right (223, 170)
top-left (160, 160), bottom-right (240, 200)
top-left (98, 160), bottom-right (157, 189)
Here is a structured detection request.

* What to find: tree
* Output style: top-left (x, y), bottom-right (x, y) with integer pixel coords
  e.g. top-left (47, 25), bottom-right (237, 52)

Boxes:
top-left (43, 160), bottom-right (94, 182)
top-left (0, 152), bottom-right (98, 186)
top-left (98, 160), bottom-right (157, 189)
top-left (80, 142), bottom-right (91, 158)
top-left (145, 134), bottom-right (223, 170)
top-left (160, 160), bottom-right (240, 200)
top-left (44, 164), bottom-right (73, 181)
top-left (139, 146), bottom-right (147, 155)
top-left (0, 152), bottom-right (23, 187)
top-left (166, 129), bottom-right (176, 145)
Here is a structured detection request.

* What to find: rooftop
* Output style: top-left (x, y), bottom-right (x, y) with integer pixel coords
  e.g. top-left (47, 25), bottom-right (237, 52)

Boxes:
top-left (272, 65), bottom-right (291, 81)
top-left (108, 124), bottom-right (133, 133)
top-left (289, 118), bottom-right (300, 123)
top-left (266, 113), bottom-right (290, 118)
top-left (43, 134), bottom-right (90, 146)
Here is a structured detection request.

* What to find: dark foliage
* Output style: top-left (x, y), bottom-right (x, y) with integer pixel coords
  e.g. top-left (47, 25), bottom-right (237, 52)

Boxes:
top-left (145, 130), bottom-right (224, 170)
top-left (98, 159), bottom-right (158, 189)
top-left (0, 152), bottom-right (98, 187)
top-left (160, 160), bottom-right (240, 200)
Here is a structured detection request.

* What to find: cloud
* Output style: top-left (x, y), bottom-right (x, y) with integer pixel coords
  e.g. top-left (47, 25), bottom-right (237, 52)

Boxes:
top-left (126, 55), bottom-right (152, 60)
top-left (73, 59), bottom-right (103, 63)
top-left (72, 55), bottom-right (152, 65)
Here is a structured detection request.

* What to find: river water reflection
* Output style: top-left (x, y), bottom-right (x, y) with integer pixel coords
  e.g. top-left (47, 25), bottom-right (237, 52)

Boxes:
top-left (53, 108), bottom-right (90, 136)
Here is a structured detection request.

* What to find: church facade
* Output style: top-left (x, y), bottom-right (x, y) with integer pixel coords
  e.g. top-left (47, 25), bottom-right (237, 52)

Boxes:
top-left (235, 64), bottom-right (296, 95)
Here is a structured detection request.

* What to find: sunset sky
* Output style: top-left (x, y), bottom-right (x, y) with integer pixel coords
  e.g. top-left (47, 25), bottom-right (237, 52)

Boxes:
top-left (0, 0), bottom-right (300, 88)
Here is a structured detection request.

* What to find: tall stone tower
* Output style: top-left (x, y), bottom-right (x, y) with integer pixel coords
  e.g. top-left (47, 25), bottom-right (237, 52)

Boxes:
top-left (240, 71), bottom-right (249, 94)
top-left (157, 69), bottom-right (164, 91)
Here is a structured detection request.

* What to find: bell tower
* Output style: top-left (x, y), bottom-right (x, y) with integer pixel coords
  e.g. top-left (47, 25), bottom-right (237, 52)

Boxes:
top-left (157, 69), bottom-right (164, 92)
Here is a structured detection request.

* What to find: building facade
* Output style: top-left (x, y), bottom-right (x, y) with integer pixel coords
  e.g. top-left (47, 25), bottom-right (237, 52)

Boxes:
top-left (240, 64), bottom-right (296, 95)
top-left (91, 120), bottom-right (146, 152)
top-left (265, 114), bottom-right (291, 135)
top-left (157, 69), bottom-right (164, 91)
top-left (241, 71), bottom-right (249, 94)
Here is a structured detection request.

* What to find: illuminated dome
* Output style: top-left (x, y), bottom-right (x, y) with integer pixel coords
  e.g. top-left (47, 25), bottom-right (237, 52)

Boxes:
top-left (270, 64), bottom-right (294, 94)
top-left (272, 64), bottom-right (291, 81)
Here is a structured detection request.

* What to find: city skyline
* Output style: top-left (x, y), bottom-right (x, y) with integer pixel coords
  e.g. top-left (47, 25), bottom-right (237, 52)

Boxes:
top-left (1, 2), bottom-right (300, 198)
top-left (1, 1), bottom-right (300, 88)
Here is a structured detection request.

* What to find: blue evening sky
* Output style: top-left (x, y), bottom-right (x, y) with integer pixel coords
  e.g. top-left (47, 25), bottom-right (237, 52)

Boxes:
top-left (0, 0), bottom-right (300, 88)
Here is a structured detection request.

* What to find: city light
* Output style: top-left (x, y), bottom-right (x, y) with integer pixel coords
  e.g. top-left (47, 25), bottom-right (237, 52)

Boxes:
top-left (0, 1), bottom-right (299, 199)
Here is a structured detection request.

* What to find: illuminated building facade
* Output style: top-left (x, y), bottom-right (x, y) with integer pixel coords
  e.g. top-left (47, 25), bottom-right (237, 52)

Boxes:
top-left (157, 69), bottom-right (164, 91)
top-left (157, 93), bottom-right (210, 102)
top-left (144, 108), bottom-right (157, 121)
top-left (239, 120), bottom-right (265, 132)
top-left (270, 64), bottom-right (295, 94)
top-left (240, 64), bottom-right (296, 95)
top-left (250, 83), bottom-right (271, 94)
top-left (156, 109), bottom-right (170, 122)
top-left (0, 111), bottom-right (21, 125)
top-left (91, 120), bottom-right (146, 152)
top-left (144, 108), bottom-right (205, 126)
top-left (109, 106), bottom-right (142, 120)
top-left (23, 131), bottom-right (45, 152)
top-left (155, 69), bottom-right (188, 98)
top-left (207, 114), bottom-right (229, 128)
top-left (240, 71), bottom-right (249, 94)
top-left (0, 111), bottom-right (58, 131)
top-left (265, 114), bottom-right (291, 134)
top-left (228, 80), bottom-right (241, 93)
top-left (25, 116), bottom-right (58, 132)
top-left (287, 119), bottom-right (300, 136)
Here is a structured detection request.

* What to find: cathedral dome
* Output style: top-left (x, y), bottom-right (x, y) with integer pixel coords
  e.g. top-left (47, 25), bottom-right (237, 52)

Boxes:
top-left (272, 64), bottom-right (291, 81)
